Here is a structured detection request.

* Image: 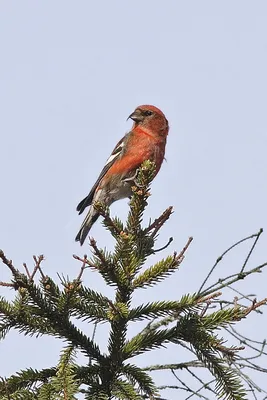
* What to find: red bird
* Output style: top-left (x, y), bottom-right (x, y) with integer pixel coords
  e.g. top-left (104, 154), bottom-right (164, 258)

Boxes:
top-left (76, 105), bottom-right (169, 245)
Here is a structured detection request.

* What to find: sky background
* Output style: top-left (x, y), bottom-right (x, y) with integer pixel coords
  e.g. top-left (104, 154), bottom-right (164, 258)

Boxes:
top-left (0, 1), bottom-right (267, 399)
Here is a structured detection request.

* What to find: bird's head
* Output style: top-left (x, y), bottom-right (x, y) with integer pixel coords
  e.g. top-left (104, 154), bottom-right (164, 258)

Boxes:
top-left (128, 105), bottom-right (169, 137)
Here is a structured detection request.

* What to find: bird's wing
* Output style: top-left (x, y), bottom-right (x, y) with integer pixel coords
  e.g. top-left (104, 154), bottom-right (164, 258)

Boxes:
top-left (76, 135), bottom-right (127, 214)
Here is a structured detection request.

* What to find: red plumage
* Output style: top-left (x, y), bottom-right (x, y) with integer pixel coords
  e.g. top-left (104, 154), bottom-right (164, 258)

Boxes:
top-left (76, 105), bottom-right (169, 245)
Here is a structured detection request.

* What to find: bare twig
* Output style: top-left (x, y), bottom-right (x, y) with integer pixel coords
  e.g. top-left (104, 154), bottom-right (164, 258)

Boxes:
top-left (23, 263), bottom-right (31, 279)
top-left (175, 236), bottom-right (193, 263)
top-left (227, 285), bottom-right (263, 313)
top-left (185, 370), bottom-right (217, 399)
top-left (0, 250), bottom-right (19, 277)
top-left (31, 255), bottom-right (45, 280)
top-left (171, 369), bottom-right (210, 399)
top-left (240, 228), bottom-right (263, 273)
top-left (143, 361), bottom-right (203, 371)
top-left (144, 206), bottom-right (173, 237)
top-left (0, 281), bottom-right (15, 288)
top-left (197, 291), bottom-right (222, 304)
top-left (230, 326), bottom-right (267, 347)
top-left (153, 237), bottom-right (173, 253)
top-left (243, 298), bottom-right (267, 317)
top-left (198, 229), bottom-right (264, 294)
top-left (199, 263), bottom-right (267, 297)
top-left (72, 254), bottom-right (99, 270)
top-left (76, 255), bottom-right (88, 282)
top-left (89, 238), bottom-right (112, 270)
top-left (225, 327), bottom-right (267, 357)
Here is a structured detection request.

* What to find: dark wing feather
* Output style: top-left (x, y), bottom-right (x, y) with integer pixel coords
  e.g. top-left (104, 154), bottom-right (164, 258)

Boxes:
top-left (76, 137), bottom-right (126, 214)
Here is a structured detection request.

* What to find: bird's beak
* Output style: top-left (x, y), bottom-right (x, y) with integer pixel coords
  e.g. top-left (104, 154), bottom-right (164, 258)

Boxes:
top-left (127, 110), bottom-right (143, 123)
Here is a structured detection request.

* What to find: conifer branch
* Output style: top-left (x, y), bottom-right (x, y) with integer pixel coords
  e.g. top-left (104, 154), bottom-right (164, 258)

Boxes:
top-left (121, 364), bottom-right (157, 396)
top-left (123, 326), bottom-right (178, 358)
top-left (133, 236), bottom-right (192, 289)
top-left (94, 202), bottom-right (123, 237)
top-left (0, 162), bottom-right (266, 399)
top-left (128, 300), bottom-right (198, 321)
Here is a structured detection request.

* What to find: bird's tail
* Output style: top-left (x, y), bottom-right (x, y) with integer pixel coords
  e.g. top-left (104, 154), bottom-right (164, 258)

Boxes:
top-left (75, 206), bottom-right (99, 245)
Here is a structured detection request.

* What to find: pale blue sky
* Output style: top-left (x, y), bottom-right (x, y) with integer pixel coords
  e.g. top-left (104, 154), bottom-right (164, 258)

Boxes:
top-left (0, 1), bottom-right (267, 398)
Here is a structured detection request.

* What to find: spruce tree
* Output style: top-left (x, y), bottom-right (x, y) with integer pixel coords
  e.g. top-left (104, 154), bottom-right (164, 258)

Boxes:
top-left (0, 161), bottom-right (266, 400)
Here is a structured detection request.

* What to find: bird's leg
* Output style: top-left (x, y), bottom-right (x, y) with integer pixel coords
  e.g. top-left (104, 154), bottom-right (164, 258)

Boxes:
top-left (123, 170), bottom-right (144, 188)
top-left (123, 169), bottom-right (138, 183)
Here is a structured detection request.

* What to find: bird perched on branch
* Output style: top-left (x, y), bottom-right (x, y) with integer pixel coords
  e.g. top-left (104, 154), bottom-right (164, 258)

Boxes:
top-left (75, 104), bottom-right (169, 245)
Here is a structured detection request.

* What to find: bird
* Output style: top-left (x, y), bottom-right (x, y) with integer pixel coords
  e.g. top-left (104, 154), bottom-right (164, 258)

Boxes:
top-left (75, 104), bottom-right (169, 245)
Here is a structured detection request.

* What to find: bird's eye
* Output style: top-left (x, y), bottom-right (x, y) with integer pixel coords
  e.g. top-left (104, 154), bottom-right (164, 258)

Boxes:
top-left (143, 110), bottom-right (153, 116)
